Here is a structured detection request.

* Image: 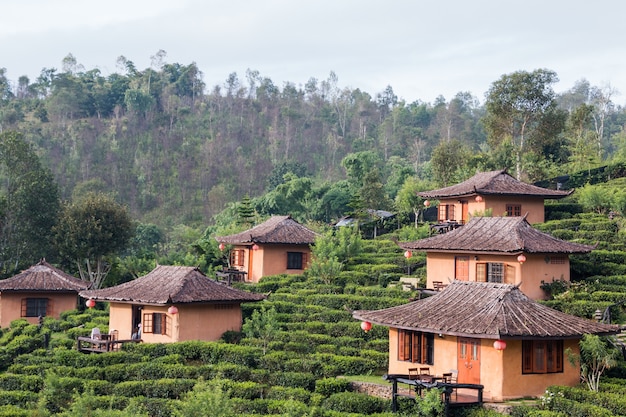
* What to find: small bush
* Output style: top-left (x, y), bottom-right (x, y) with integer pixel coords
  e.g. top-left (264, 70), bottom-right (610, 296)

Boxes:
top-left (322, 391), bottom-right (388, 414)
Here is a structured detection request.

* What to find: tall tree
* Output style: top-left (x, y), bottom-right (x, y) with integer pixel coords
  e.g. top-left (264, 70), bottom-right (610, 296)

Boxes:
top-left (483, 69), bottom-right (564, 179)
top-left (54, 193), bottom-right (134, 288)
top-left (0, 131), bottom-right (60, 275)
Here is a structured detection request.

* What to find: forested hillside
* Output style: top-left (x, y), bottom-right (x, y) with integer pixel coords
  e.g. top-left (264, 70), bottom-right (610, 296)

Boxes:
top-left (1, 55), bottom-right (625, 231)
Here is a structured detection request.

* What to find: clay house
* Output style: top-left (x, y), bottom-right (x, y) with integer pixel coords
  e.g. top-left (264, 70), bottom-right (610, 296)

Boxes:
top-left (79, 265), bottom-right (266, 343)
top-left (400, 216), bottom-right (594, 300)
top-left (353, 280), bottom-right (618, 403)
top-left (215, 215), bottom-right (318, 283)
top-left (418, 169), bottom-right (572, 226)
top-left (0, 260), bottom-right (90, 328)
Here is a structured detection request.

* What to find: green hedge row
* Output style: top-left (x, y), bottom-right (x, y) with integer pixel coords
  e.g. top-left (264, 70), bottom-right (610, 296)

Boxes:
top-left (548, 386), bottom-right (626, 416)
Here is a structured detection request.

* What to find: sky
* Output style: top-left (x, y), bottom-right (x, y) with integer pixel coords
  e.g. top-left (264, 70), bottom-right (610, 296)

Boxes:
top-left (2, 0), bottom-right (626, 105)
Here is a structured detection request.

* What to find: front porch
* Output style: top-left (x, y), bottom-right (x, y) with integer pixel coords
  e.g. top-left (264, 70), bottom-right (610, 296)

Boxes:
top-left (77, 336), bottom-right (141, 353)
top-left (385, 374), bottom-right (483, 415)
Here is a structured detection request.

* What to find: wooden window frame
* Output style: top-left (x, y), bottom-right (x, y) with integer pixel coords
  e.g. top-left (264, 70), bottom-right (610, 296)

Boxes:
top-left (21, 298), bottom-right (49, 317)
top-left (438, 204), bottom-right (455, 222)
top-left (522, 340), bottom-right (563, 374)
top-left (398, 329), bottom-right (434, 365)
top-left (230, 249), bottom-right (245, 267)
top-left (142, 312), bottom-right (170, 336)
top-left (287, 252), bottom-right (304, 270)
top-left (506, 204), bottom-right (522, 217)
top-left (476, 262), bottom-right (510, 283)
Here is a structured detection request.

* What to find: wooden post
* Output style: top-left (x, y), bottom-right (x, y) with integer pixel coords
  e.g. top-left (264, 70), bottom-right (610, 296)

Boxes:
top-left (391, 379), bottom-right (398, 412)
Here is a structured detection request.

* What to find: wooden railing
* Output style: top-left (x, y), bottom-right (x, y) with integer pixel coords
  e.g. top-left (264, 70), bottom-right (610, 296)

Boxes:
top-left (77, 336), bottom-right (141, 353)
top-left (385, 374), bottom-right (483, 414)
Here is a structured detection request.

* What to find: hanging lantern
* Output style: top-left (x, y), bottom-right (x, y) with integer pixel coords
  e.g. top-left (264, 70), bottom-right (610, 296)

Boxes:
top-left (86, 299), bottom-right (96, 309)
top-left (361, 321), bottom-right (372, 333)
top-left (218, 242), bottom-right (225, 251)
top-left (252, 244), bottom-right (260, 251)
top-left (168, 305), bottom-right (179, 315)
top-left (475, 195), bottom-right (483, 202)
top-left (493, 339), bottom-right (507, 350)
top-left (404, 250), bottom-right (412, 259)
top-left (517, 254), bottom-right (527, 264)
top-left (423, 200), bottom-right (431, 207)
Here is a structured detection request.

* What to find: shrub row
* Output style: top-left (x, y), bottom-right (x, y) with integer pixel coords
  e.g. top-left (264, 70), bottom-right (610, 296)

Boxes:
top-left (547, 385), bottom-right (626, 415)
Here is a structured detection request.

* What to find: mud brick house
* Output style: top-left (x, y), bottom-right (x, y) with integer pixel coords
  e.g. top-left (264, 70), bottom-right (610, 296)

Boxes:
top-left (0, 260), bottom-right (90, 328)
top-left (80, 265), bottom-right (265, 342)
top-left (215, 215), bottom-right (318, 283)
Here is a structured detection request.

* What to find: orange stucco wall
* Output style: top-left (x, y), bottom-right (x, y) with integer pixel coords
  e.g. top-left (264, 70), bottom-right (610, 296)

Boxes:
top-left (425, 253), bottom-right (570, 300)
top-left (0, 292), bottom-right (79, 328)
top-left (108, 302), bottom-right (244, 343)
top-left (233, 244), bottom-right (311, 283)
top-left (387, 328), bottom-right (581, 402)
top-left (439, 196), bottom-right (546, 224)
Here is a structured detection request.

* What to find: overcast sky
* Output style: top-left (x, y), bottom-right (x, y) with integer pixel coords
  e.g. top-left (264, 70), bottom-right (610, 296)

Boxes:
top-left (2, 0), bottom-right (625, 105)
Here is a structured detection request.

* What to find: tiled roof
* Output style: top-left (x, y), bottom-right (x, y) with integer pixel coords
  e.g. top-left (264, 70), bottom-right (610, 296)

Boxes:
top-left (400, 216), bottom-right (594, 254)
top-left (79, 265), bottom-right (266, 304)
top-left (353, 281), bottom-right (618, 339)
top-left (0, 260), bottom-right (90, 292)
top-left (216, 215), bottom-right (318, 245)
top-left (418, 170), bottom-right (572, 199)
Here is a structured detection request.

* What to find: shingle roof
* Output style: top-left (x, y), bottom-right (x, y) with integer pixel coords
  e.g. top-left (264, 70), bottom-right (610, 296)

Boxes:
top-left (400, 216), bottom-right (594, 254)
top-left (216, 215), bottom-right (318, 245)
top-left (0, 260), bottom-right (90, 292)
top-left (79, 265), bottom-right (266, 304)
top-left (417, 170), bottom-right (572, 199)
top-left (353, 280), bottom-right (618, 339)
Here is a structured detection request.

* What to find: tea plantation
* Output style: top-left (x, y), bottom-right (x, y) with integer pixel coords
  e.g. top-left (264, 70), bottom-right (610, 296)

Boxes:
top-left (2, 191), bottom-right (626, 415)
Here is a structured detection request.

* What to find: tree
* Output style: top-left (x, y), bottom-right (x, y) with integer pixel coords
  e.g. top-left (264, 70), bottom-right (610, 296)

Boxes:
top-left (236, 195), bottom-right (256, 226)
top-left (395, 176), bottom-right (431, 228)
top-left (242, 305), bottom-right (280, 355)
top-left (54, 193), bottom-right (134, 289)
top-left (483, 69), bottom-right (565, 179)
top-left (0, 131), bottom-right (60, 275)
top-left (307, 226), bottom-right (362, 284)
top-left (567, 334), bottom-right (619, 392)
top-left (172, 379), bottom-right (235, 417)
top-left (430, 139), bottom-right (472, 186)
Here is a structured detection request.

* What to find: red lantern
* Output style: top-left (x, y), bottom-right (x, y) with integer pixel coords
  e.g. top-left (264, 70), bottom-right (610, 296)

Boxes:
top-left (475, 195), bottom-right (483, 202)
top-left (168, 305), bottom-right (179, 315)
top-left (404, 250), bottom-right (412, 259)
top-left (218, 243), bottom-right (225, 251)
top-left (493, 339), bottom-right (507, 350)
top-left (361, 321), bottom-right (372, 332)
top-left (86, 299), bottom-right (96, 309)
top-left (252, 244), bottom-right (260, 251)
top-left (517, 254), bottom-right (527, 264)
top-left (423, 200), bottom-right (431, 207)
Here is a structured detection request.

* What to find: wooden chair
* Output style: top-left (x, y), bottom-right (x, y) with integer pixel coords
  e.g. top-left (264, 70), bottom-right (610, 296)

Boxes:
top-left (408, 368), bottom-right (420, 397)
top-left (445, 370), bottom-right (458, 400)
top-left (419, 367), bottom-right (431, 375)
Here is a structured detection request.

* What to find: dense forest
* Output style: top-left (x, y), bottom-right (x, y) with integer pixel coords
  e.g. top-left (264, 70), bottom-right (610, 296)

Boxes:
top-left (1, 53), bottom-right (625, 229)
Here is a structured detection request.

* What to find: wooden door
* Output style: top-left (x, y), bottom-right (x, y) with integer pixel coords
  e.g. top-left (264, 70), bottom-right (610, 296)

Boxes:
top-left (455, 256), bottom-right (469, 281)
top-left (458, 337), bottom-right (480, 384)
top-left (461, 200), bottom-right (469, 224)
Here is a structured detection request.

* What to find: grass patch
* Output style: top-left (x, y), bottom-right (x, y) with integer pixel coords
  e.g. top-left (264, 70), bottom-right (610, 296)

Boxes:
top-left (341, 374), bottom-right (388, 385)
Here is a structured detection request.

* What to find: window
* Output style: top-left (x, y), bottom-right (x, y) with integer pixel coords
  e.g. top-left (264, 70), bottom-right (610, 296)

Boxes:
top-left (550, 256), bottom-right (566, 265)
top-left (287, 252), bottom-right (308, 270)
top-left (438, 204), bottom-right (455, 221)
top-left (230, 249), bottom-right (245, 267)
top-left (506, 204), bottom-right (522, 217)
top-left (142, 312), bottom-right (170, 335)
top-left (455, 256), bottom-right (469, 281)
top-left (398, 329), bottom-right (434, 365)
top-left (21, 298), bottom-right (49, 317)
top-left (522, 340), bottom-right (563, 374)
top-left (476, 262), bottom-right (515, 284)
